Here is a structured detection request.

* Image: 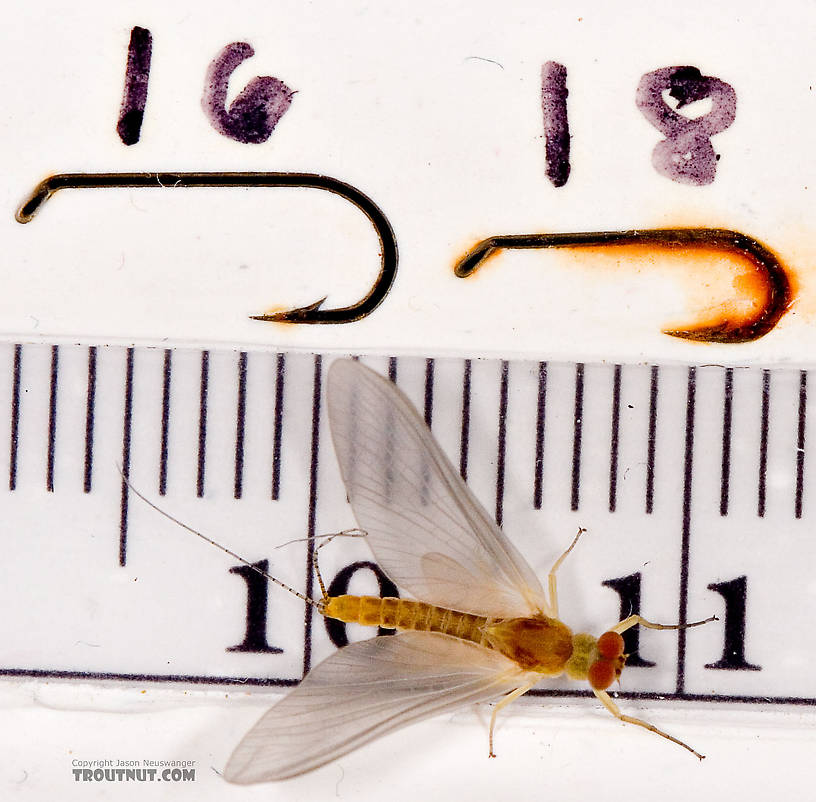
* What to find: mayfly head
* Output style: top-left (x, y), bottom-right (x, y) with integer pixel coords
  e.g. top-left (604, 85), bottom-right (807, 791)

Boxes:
top-left (589, 631), bottom-right (627, 690)
top-left (564, 630), bottom-right (626, 691)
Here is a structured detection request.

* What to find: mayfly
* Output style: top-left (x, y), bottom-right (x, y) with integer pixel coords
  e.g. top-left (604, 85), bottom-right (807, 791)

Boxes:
top-left (138, 358), bottom-right (715, 782)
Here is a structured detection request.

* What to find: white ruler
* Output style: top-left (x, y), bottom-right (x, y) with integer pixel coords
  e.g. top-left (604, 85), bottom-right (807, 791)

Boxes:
top-left (1, 342), bottom-right (812, 712)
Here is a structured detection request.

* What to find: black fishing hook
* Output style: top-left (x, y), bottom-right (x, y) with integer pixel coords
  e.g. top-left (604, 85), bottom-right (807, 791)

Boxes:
top-left (16, 172), bottom-right (398, 324)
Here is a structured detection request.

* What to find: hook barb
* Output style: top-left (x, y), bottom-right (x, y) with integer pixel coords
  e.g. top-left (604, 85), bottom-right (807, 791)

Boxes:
top-left (249, 296), bottom-right (328, 323)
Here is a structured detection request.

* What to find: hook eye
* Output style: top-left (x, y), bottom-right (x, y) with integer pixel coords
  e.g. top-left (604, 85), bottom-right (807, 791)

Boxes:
top-left (454, 228), bottom-right (792, 343)
top-left (16, 171), bottom-right (398, 324)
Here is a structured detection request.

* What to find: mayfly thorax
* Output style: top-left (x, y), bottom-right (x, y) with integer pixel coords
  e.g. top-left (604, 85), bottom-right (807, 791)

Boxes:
top-left (134, 358), bottom-right (715, 783)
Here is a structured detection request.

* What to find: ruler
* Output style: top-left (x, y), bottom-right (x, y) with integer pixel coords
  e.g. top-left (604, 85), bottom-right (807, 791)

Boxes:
top-left (1, 342), bottom-right (813, 712)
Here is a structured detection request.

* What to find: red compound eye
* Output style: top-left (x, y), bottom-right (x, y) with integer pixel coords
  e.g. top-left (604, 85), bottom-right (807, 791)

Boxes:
top-left (588, 659), bottom-right (616, 691)
top-left (597, 631), bottom-right (625, 660)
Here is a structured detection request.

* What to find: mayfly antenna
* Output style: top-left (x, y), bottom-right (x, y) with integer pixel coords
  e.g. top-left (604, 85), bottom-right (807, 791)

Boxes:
top-left (121, 474), bottom-right (325, 611)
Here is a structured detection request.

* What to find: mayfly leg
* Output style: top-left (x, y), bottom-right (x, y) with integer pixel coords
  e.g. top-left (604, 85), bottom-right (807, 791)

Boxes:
top-left (612, 613), bottom-right (717, 635)
top-left (595, 611), bottom-right (717, 759)
top-left (488, 679), bottom-right (540, 758)
top-left (547, 527), bottom-right (586, 618)
top-left (273, 527), bottom-right (367, 605)
top-left (592, 688), bottom-right (705, 760)
top-left (309, 528), bottom-right (368, 602)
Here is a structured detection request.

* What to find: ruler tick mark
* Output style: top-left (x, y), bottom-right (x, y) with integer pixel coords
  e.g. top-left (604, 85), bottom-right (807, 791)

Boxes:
top-left (645, 365), bottom-right (659, 514)
top-left (570, 363), bottom-right (584, 511)
top-left (119, 348), bottom-right (135, 567)
top-left (234, 351), bottom-right (248, 499)
top-left (423, 358), bottom-right (435, 428)
top-left (496, 360), bottom-right (509, 526)
top-left (459, 359), bottom-right (471, 481)
top-left (196, 351), bottom-right (210, 498)
top-left (158, 349), bottom-right (172, 496)
top-left (720, 367), bottom-right (734, 516)
top-left (46, 345), bottom-right (59, 492)
top-left (677, 366), bottom-right (696, 695)
top-left (758, 369), bottom-right (771, 518)
top-left (533, 362), bottom-right (548, 510)
top-left (271, 353), bottom-right (286, 500)
top-left (83, 347), bottom-right (97, 493)
top-left (383, 357), bottom-right (399, 505)
top-left (796, 370), bottom-right (808, 519)
top-left (383, 357), bottom-right (399, 504)
top-left (608, 364), bottom-right (622, 513)
top-left (9, 344), bottom-right (21, 492)
top-left (421, 358), bottom-right (436, 505)
top-left (303, 355), bottom-right (323, 678)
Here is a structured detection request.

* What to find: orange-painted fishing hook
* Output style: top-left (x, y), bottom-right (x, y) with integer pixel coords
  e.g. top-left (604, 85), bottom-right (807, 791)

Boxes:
top-left (454, 228), bottom-right (792, 343)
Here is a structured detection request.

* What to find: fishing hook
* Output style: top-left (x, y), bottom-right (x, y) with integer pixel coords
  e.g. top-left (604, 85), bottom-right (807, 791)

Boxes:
top-left (16, 171), bottom-right (398, 324)
top-left (454, 228), bottom-right (792, 343)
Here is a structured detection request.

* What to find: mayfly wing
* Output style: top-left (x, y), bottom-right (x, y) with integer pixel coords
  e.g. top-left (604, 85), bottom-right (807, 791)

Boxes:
top-left (224, 631), bottom-right (537, 783)
top-left (327, 359), bottom-right (550, 618)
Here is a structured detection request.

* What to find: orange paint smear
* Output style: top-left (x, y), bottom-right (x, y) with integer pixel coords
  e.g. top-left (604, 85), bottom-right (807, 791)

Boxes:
top-left (565, 242), bottom-right (773, 334)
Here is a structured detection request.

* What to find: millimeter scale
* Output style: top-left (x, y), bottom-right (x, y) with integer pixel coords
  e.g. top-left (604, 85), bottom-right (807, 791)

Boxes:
top-left (2, 342), bottom-right (812, 712)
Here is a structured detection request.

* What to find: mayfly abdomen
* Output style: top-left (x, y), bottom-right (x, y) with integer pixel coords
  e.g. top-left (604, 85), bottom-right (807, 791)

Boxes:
top-left (324, 595), bottom-right (490, 646)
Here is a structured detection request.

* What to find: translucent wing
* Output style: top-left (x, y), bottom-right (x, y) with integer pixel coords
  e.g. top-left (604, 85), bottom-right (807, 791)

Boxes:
top-left (327, 359), bottom-right (549, 618)
top-left (224, 632), bottom-right (537, 783)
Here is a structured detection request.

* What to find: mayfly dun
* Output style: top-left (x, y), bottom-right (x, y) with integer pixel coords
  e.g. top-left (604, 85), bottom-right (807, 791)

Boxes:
top-left (134, 358), bottom-right (715, 782)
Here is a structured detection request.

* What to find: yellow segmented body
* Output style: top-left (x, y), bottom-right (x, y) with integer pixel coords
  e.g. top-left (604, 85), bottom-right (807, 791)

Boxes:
top-left (322, 595), bottom-right (576, 675)
top-left (324, 595), bottom-right (492, 647)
